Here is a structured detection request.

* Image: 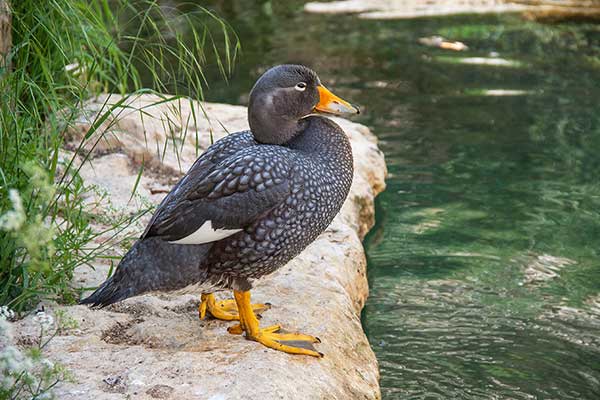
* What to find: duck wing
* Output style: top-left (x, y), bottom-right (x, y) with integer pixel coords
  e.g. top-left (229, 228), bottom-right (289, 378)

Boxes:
top-left (142, 139), bottom-right (293, 244)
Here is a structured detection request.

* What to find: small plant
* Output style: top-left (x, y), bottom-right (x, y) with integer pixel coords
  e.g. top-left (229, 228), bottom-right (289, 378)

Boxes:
top-left (0, 0), bottom-right (239, 312)
top-left (0, 306), bottom-right (75, 400)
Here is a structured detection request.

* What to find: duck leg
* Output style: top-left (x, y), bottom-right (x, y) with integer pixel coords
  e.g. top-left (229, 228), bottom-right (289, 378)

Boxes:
top-left (199, 293), bottom-right (270, 321)
top-left (230, 290), bottom-right (323, 357)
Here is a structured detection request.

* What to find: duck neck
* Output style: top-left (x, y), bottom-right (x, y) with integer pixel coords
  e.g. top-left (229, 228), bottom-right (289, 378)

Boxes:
top-left (250, 115), bottom-right (306, 145)
top-left (286, 116), bottom-right (351, 161)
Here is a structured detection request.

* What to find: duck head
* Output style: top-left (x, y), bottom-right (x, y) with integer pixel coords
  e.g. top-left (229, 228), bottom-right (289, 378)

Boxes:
top-left (248, 64), bottom-right (359, 145)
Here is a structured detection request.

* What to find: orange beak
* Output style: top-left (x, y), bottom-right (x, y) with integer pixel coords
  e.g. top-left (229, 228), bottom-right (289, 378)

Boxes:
top-left (315, 85), bottom-right (360, 115)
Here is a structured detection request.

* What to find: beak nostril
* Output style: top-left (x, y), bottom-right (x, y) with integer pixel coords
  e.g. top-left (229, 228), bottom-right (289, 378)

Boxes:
top-left (333, 101), bottom-right (340, 104)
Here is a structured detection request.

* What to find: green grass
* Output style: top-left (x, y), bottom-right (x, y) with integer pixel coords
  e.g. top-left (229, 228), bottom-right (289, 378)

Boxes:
top-left (0, 0), bottom-right (239, 313)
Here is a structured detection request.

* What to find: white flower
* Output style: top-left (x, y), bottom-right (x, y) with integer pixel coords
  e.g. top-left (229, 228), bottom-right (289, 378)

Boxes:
top-left (0, 346), bottom-right (32, 374)
top-left (37, 392), bottom-right (53, 400)
top-left (0, 190), bottom-right (25, 230)
top-left (64, 62), bottom-right (80, 73)
top-left (41, 358), bottom-right (55, 370)
top-left (0, 305), bottom-right (15, 320)
top-left (33, 311), bottom-right (54, 330)
top-left (0, 189), bottom-right (26, 232)
top-left (0, 373), bottom-right (15, 388)
top-left (0, 315), bottom-right (14, 344)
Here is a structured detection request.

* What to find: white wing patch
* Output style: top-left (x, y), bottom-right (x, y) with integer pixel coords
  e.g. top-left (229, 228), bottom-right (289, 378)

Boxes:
top-left (169, 220), bottom-right (242, 245)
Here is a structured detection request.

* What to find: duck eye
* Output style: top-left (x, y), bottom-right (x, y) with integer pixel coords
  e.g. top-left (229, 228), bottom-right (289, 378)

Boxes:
top-left (295, 82), bottom-right (307, 91)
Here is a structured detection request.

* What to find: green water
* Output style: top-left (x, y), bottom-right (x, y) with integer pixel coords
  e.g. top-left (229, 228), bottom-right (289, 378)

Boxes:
top-left (132, 2), bottom-right (600, 398)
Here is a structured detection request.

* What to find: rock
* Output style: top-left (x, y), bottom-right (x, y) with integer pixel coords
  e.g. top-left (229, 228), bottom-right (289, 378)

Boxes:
top-left (146, 384), bottom-right (175, 399)
top-left (304, 0), bottom-right (600, 20)
top-left (439, 56), bottom-right (523, 67)
top-left (14, 94), bottom-right (387, 399)
top-left (304, 0), bottom-right (534, 19)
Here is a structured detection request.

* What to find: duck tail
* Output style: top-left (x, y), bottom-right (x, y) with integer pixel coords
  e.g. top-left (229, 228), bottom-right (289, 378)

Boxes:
top-left (79, 237), bottom-right (211, 308)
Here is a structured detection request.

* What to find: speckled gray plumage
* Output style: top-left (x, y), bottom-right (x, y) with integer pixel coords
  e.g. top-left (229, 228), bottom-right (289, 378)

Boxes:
top-left (204, 116), bottom-right (353, 290)
top-left (80, 65), bottom-right (354, 307)
top-left (141, 130), bottom-right (260, 240)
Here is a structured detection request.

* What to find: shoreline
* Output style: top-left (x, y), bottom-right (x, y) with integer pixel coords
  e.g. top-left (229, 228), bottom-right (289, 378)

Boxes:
top-left (12, 95), bottom-right (387, 400)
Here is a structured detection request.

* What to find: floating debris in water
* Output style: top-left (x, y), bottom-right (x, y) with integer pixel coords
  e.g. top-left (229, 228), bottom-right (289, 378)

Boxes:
top-left (418, 35), bottom-right (469, 51)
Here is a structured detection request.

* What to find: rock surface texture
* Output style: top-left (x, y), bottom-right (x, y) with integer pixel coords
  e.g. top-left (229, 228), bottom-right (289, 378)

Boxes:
top-left (304, 0), bottom-right (531, 18)
top-left (304, 0), bottom-right (600, 20)
top-left (14, 94), bottom-right (386, 400)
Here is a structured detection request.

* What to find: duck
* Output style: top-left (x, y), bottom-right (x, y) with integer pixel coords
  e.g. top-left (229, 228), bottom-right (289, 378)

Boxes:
top-left (81, 64), bottom-right (359, 357)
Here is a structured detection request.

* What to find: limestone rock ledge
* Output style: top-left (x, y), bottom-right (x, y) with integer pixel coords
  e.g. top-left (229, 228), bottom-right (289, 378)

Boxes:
top-left (14, 94), bottom-right (387, 400)
top-left (304, 0), bottom-right (600, 20)
top-left (305, 0), bottom-right (534, 19)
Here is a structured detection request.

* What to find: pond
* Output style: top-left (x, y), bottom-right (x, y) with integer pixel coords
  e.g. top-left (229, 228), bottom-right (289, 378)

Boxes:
top-left (132, 2), bottom-right (600, 398)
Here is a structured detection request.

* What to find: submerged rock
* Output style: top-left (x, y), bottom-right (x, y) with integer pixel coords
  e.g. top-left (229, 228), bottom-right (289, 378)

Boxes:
top-left (13, 94), bottom-right (386, 399)
top-left (520, 253), bottom-right (577, 285)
